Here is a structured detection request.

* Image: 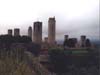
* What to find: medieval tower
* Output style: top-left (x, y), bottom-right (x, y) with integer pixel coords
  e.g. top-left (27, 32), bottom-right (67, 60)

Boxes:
top-left (33, 21), bottom-right (42, 44)
top-left (80, 35), bottom-right (86, 47)
top-left (8, 29), bottom-right (12, 36)
top-left (28, 26), bottom-right (32, 39)
top-left (14, 28), bottom-right (20, 36)
top-left (48, 17), bottom-right (56, 45)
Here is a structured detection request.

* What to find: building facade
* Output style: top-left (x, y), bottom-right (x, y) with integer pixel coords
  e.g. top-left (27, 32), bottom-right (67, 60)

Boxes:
top-left (8, 29), bottom-right (12, 36)
top-left (80, 35), bottom-right (86, 47)
top-left (14, 28), bottom-right (20, 36)
top-left (33, 21), bottom-right (42, 44)
top-left (48, 17), bottom-right (56, 45)
top-left (64, 35), bottom-right (69, 40)
top-left (28, 26), bottom-right (32, 39)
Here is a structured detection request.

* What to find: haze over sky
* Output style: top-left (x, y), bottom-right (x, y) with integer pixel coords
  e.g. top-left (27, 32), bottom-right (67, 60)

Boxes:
top-left (0, 0), bottom-right (99, 41)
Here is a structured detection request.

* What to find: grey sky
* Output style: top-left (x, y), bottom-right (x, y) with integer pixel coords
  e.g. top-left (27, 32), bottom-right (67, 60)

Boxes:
top-left (0, 0), bottom-right (99, 40)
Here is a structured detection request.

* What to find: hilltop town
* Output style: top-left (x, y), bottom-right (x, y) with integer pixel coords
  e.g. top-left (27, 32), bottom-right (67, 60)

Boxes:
top-left (2, 17), bottom-right (94, 49)
top-left (0, 17), bottom-right (99, 75)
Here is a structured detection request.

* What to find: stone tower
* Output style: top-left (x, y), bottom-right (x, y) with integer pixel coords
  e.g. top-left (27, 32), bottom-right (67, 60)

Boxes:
top-left (48, 17), bottom-right (56, 45)
top-left (14, 28), bottom-right (20, 36)
top-left (64, 35), bottom-right (69, 40)
top-left (8, 29), bottom-right (12, 36)
top-left (80, 35), bottom-right (86, 47)
top-left (33, 21), bottom-right (42, 44)
top-left (28, 26), bottom-right (32, 38)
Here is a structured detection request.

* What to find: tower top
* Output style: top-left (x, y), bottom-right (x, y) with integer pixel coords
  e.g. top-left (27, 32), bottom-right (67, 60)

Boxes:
top-left (28, 26), bottom-right (32, 29)
top-left (8, 29), bottom-right (12, 31)
top-left (49, 17), bottom-right (56, 21)
top-left (14, 28), bottom-right (20, 30)
top-left (34, 21), bottom-right (42, 24)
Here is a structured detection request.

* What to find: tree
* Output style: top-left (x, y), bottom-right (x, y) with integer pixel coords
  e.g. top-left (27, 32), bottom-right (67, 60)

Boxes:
top-left (48, 48), bottom-right (67, 74)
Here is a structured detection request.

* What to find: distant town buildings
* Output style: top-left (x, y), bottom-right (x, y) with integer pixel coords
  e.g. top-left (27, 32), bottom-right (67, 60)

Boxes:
top-left (80, 35), bottom-right (86, 47)
top-left (64, 35), bottom-right (69, 40)
top-left (5, 17), bottom-right (93, 49)
top-left (79, 35), bottom-right (92, 48)
top-left (68, 38), bottom-right (77, 48)
top-left (14, 28), bottom-right (20, 36)
top-left (48, 17), bottom-right (56, 45)
top-left (63, 35), bottom-right (78, 48)
top-left (63, 35), bottom-right (92, 48)
top-left (8, 29), bottom-right (12, 36)
top-left (44, 37), bottom-right (48, 43)
top-left (28, 26), bottom-right (32, 39)
top-left (33, 21), bottom-right (42, 44)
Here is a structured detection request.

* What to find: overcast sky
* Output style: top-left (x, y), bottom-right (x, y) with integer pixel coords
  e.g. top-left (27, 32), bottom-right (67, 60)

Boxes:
top-left (0, 0), bottom-right (99, 40)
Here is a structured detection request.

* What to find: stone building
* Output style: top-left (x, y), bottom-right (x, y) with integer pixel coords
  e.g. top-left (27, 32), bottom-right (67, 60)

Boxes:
top-left (33, 21), bottom-right (42, 44)
top-left (8, 29), bottom-right (12, 36)
top-left (14, 28), bottom-right (20, 36)
top-left (80, 35), bottom-right (86, 47)
top-left (48, 17), bottom-right (56, 45)
top-left (28, 26), bottom-right (32, 39)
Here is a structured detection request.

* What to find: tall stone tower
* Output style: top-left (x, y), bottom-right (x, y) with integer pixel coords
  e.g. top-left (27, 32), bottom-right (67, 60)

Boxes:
top-left (80, 35), bottom-right (86, 47)
top-left (48, 17), bottom-right (56, 45)
top-left (14, 28), bottom-right (20, 36)
top-left (8, 29), bottom-right (12, 36)
top-left (28, 26), bottom-right (32, 38)
top-left (33, 21), bottom-right (42, 44)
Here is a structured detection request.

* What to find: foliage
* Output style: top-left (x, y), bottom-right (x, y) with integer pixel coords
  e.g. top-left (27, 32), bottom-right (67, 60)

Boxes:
top-left (0, 35), bottom-right (32, 44)
top-left (48, 48), bottom-right (99, 74)
top-left (0, 48), bottom-right (35, 75)
top-left (48, 48), bottom-right (67, 74)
